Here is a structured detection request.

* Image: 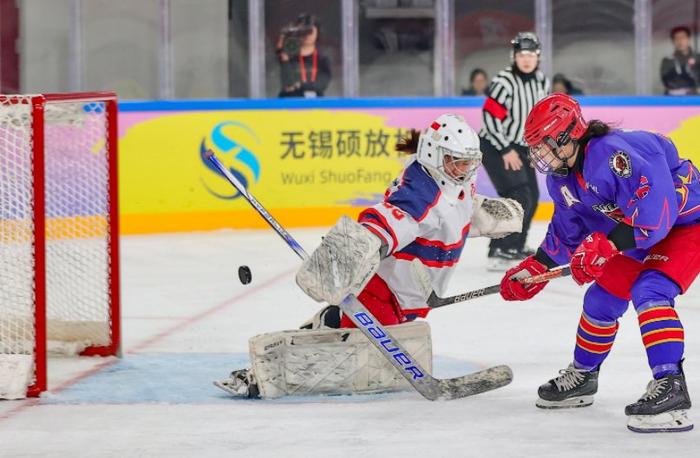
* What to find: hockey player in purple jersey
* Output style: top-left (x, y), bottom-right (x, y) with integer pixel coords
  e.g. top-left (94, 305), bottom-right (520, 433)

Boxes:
top-left (499, 93), bottom-right (699, 433)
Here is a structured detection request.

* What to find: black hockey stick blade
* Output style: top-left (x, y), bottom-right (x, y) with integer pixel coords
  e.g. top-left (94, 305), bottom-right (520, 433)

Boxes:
top-left (436, 364), bottom-right (513, 400)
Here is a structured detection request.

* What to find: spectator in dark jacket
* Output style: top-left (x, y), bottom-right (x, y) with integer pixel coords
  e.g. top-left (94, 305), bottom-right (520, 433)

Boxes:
top-left (552, 73), bottom-right (583, 95)
top-left (462, 68), bottom-right (488, 96)
top-left (660, 26), bottom-right (700, 95)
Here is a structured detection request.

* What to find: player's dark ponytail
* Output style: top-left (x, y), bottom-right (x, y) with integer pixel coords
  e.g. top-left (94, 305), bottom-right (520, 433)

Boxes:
top-left (578, 120), bottom-right (611, 145)
top-left (396, 129), bottom-right (420, 155)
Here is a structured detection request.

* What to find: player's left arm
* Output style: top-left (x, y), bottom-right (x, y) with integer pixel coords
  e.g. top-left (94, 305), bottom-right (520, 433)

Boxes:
top-left (605, 149), bottom-right (679, 250)
top-left (570, 147), bottom-right (679, 285)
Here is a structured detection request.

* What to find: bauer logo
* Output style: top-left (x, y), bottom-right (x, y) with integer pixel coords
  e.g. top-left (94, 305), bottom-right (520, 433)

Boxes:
top-left (354, 311), bottom-right (425, 380)
top-left (199, 121), bottom-right (261, 200)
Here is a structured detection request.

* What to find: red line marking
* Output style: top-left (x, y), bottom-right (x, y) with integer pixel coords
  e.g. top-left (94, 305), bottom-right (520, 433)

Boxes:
top-left (0, 267), bottom-right (296, 421)
top-left (128, 267), bottom-right (296, 353)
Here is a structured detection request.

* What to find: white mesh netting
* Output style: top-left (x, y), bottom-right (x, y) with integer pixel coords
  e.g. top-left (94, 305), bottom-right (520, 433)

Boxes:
top-left (0, 95), bottom-right (114, 370)
top-left (0, 97), bottom-right (35, 357)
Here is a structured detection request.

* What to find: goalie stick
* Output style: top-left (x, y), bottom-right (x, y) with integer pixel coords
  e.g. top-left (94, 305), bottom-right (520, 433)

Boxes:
top-left (206, 150), bottom-right (512, 401)
top-left (410, 261), bottom-right (571, 308)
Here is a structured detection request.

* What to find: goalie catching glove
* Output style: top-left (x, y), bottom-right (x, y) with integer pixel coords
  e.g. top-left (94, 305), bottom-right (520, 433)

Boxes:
top-left (469, 195), bottom-right (524, 239)
top-left (296, 215), bottom-right (382, 305)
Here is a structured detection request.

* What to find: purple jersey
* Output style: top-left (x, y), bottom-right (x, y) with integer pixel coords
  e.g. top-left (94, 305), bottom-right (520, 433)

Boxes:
top-left (541, 129), bottom-right (700, 265)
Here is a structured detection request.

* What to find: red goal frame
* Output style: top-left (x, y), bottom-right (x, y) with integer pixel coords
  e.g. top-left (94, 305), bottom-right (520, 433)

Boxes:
top-left (0, 92), bottom-right (120, 397)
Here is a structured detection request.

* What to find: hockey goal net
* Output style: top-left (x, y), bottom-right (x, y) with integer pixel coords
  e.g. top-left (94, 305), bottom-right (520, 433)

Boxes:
top-left (0, 92), bottom-right (120, 398)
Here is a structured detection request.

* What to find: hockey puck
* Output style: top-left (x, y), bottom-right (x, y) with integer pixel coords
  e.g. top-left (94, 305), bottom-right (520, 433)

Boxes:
top-left (238, 265), bottom-right (252, 285)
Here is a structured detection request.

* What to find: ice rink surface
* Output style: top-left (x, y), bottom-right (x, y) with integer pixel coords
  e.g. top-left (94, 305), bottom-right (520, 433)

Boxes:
top-left (1, 222), bottom-right (699, 457)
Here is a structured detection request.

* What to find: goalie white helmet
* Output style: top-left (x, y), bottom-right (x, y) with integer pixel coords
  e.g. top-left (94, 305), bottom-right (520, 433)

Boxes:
top-left (416, 114), bottom-right (482, 190)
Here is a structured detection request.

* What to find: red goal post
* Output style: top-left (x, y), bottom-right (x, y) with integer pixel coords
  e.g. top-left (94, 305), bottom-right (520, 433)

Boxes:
top-left (0, 92), bottom-right (120, 398)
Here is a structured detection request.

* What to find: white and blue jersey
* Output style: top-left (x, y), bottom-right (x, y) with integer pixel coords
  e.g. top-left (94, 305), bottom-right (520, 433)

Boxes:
top-left (358, 159), bottom-right (476, 314)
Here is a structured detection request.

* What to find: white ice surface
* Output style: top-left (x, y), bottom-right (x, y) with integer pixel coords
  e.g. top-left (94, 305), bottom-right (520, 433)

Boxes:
top-left (1, 222), bottom-right (699, 457)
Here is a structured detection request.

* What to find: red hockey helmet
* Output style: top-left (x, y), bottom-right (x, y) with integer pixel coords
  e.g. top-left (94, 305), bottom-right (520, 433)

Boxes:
top-left (524, 93), bottom-right (587, 175)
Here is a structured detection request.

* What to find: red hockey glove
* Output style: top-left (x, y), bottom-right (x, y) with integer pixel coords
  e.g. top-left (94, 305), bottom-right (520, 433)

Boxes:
top-left (570, 232), bottom-right (620, 286)
top-left (500, 255), bottom-right (549, 301)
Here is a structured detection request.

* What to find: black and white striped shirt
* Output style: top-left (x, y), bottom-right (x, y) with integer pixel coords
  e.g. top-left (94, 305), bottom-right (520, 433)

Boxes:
top-left (479, 66), bottom-right (550, 152)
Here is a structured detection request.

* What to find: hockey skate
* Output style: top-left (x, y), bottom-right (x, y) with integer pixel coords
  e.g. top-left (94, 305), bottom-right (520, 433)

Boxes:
top-left (213, 368), bottom-right (260, 398)
top-left (536, 363), bottom-right (598, 409)
top-left (625, 371), bottom-right (693, 433)
top-left (486, 248), bottom-right (520, 272)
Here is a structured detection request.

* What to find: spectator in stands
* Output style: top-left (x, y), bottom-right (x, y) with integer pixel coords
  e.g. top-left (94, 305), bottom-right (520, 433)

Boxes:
top-left (552, 73), bottom-right (583, 95)
top-left (462, 68), bottom-right (488, 96)
top-left (277, 13), bottom-right (331, 98)
top-left (660, 25), bottom-right (700, 95)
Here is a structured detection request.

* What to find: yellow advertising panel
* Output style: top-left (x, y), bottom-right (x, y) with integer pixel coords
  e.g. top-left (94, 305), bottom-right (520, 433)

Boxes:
top-left (118, 101), bottom-right (700, 234)
top-left (120, 110), bottom-right (408, 233)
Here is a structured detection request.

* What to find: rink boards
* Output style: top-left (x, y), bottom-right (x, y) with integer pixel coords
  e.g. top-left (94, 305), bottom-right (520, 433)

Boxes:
top-left (112, 96), bottom-right (700, 234)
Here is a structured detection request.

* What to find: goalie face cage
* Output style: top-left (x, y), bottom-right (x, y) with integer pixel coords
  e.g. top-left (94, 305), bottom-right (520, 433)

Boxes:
top-left (0, 92), bottom-right (120, 397)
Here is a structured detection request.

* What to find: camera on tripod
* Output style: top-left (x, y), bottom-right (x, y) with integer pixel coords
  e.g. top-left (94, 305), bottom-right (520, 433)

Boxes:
top-left (279, 14), bottom-right (316, 56)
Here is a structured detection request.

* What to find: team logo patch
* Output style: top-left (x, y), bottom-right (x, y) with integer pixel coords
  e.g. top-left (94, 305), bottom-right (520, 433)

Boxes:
top-left (609, 151), bottom-right (632, 178)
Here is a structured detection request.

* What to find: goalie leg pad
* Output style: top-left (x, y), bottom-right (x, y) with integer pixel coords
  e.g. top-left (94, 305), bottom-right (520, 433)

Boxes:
top-left (248, 321), bottom-right (432, 398)
top-left (469, 195), bottom-right (524, 239)
top-left (295, 215), bottom-right (382, 304)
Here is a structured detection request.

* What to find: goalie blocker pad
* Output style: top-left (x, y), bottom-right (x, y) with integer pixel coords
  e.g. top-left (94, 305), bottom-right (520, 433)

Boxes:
top-left (249, 321), bottom-right (432, 398)
top-left (295, 215), bottom-right (381, 305)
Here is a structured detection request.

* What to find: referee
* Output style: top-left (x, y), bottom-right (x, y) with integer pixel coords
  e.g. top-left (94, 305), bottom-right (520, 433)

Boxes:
top-left (479, 32), bottom-right (550, 271)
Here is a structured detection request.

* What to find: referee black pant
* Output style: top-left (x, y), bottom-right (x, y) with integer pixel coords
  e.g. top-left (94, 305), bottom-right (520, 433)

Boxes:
top-left (480, 138), bottom-right (539, 254)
